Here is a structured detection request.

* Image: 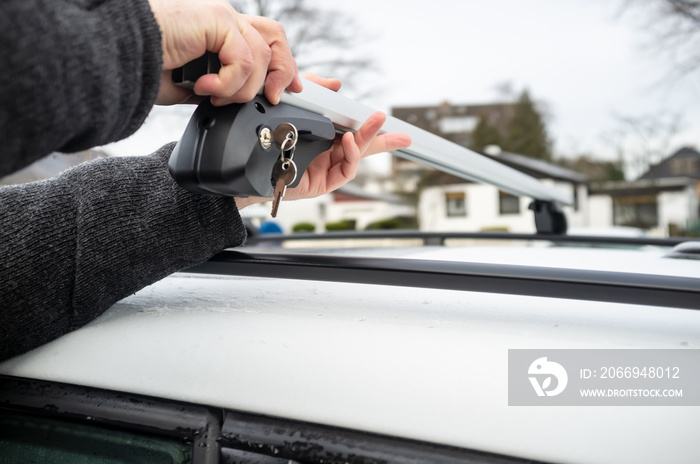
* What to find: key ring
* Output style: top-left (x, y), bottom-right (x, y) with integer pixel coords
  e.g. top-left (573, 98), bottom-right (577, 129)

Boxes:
top-left (279, 136), bottom-right (296, 163)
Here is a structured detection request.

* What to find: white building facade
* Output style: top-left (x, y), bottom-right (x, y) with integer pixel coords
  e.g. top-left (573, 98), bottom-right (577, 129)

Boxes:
top-left (417, 151), bottom-right (588, 233)
top-left (419, 180), bottom-right (587, 233)
top-left (589, 178), bottom-right (699, 236)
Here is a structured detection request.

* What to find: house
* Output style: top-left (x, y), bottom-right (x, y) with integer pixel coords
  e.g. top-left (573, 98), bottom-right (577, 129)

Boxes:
top-left (418, 148), bottom-right (588, 233)
top-left (588, 147), bottom-right (700, 235)
top-left (639, 146), bottom-right (700, 181)
top-left (390, 100), bottom-right (585, 234)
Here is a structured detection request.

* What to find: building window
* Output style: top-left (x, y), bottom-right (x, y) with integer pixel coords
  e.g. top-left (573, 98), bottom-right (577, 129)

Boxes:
top-left (498, 191), bottom-right (520, 215)
top-left (445, 192), bottom-right (467, 217)
top-left (670, 157), bottom-right (699, 176)
top-left (613, 195), bottom-right (658, 229)
top-left (438, 116), bottom-right (478, 134)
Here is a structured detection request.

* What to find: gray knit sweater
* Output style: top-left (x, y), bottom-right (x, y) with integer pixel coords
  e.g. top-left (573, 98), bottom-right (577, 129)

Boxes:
top-left (0, 0), bottom-right (246, 361)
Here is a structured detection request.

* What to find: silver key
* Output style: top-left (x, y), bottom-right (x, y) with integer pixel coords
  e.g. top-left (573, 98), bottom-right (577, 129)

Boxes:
top-left (272, 123), bottom-right (298, 151)
top-left (270, 158), bottom-right (298, 218)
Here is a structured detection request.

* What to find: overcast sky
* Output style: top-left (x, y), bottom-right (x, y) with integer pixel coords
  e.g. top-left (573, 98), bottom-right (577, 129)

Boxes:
top-left (105, 0), bottom-right (699, 175)
top-left (332, 0), bottom-right (700, 156)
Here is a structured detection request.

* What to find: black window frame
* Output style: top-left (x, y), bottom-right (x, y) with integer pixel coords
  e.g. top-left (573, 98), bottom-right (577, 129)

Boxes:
top-left (0, 375), bottom-right (547, 464)
top-left (498, 190), bottom-right (520, 215)
top-left (445, 191), bottom-right (467, 218)
top-left (612, 194), bottom-right (659, 229)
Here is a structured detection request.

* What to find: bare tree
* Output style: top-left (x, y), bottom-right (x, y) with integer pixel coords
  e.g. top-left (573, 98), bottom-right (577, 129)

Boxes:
top-left (619, 0), bottom-right (700, 77)
top-left (229, 0), bottom-right (376, 95)
top-left (600, 111), bottom-right (684, 179)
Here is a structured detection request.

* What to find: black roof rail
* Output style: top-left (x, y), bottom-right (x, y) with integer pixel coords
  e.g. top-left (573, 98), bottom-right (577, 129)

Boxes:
top-left (187, 250), bottom-right (700, 311)
top-left (245, 230), bottom-right (693, 248)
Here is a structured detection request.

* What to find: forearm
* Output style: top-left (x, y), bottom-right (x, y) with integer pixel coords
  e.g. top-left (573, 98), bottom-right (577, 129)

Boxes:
top-left (0, 143), bottom-right (246, 361)
top-left (0, 0), bottom-right (162, 176)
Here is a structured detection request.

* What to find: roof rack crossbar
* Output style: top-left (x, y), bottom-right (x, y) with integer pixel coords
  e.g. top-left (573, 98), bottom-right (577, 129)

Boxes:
top-left (282, 80), bottom-right (573, 205)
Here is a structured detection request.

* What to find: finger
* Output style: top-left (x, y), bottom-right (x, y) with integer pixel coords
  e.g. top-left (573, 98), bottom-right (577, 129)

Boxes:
top-left (326, 132), bottom-right (362, 191)
top-left (328, 138), bottom-right (347, 171)
top-left (353, 112), bottom-right (412, 158)
top-left (242, 15), bottom-right (302, 103)
top-left (352, 111), bottom-right (386, 153)
top-left (288, 74), bottom-right (304, 93)
top-left (302, 73), bottom-right (342, 92)
top-left (327, 113), bottom-right (382, 168)
top-left (195, 24), bottom-right (272, 105)
top-left (363, 132), bottom-right (412, 158)
top-left (263, 54), bottom-right (299, 104)
top-left (193, 24), bottom-right (253, 99)
top-left (219, 22), bottom-right (272, 105)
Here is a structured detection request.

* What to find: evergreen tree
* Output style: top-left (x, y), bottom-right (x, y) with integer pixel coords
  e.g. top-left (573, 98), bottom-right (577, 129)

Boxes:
top-left (502, 90), bottom-right (552, 161)
top-left (470, 114), bottom-right (502, 153)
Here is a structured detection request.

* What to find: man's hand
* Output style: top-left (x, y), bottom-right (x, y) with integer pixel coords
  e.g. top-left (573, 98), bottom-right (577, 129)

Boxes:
top-left (234, 74), bottom-right (411, 211)
top-left (148, 0), bottom-right (302, 106)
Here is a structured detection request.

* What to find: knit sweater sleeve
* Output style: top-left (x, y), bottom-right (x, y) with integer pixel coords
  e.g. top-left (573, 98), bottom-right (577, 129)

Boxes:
top-left (0, 144), bottom-right (247, 361)
top-left (0, 0), bottom-right (249, 361)
top-left (0, 0), bottom-right (162, 175)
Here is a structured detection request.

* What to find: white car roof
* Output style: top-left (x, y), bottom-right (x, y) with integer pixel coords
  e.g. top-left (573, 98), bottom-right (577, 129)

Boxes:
top-left (413, 244), bottom-right (699, 276)
top-left (2, 244), bottom-right (699, 464)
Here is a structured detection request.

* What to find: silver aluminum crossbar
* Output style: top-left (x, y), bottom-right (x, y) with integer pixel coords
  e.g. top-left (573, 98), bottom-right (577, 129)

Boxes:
top-left (282, 79), bottom-right (572, 205)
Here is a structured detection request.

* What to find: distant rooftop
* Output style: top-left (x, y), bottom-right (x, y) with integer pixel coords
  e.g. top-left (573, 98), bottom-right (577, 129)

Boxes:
top-left (485, 150), bottom-right (588, 183)
top-left (639, 147), bottom-right (700, 181)
top-left (419, 148), bottom-right (588, 187)
top-left (590, 177), bottom-right (696, 196)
